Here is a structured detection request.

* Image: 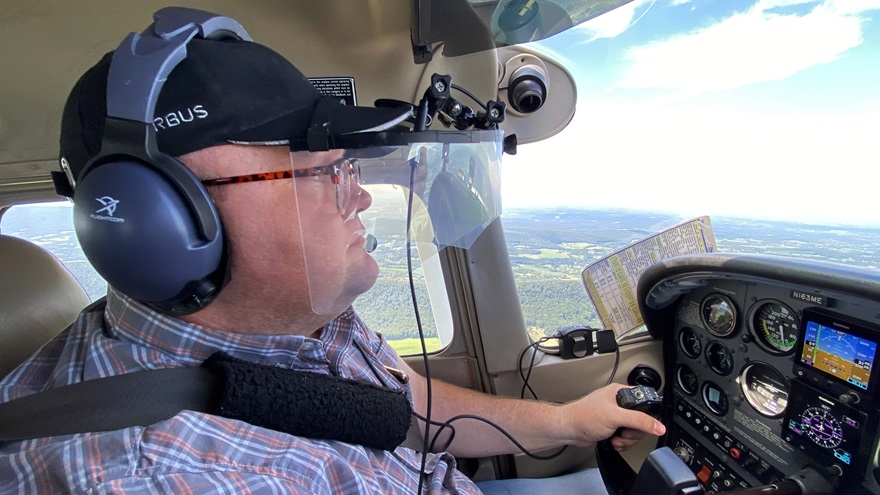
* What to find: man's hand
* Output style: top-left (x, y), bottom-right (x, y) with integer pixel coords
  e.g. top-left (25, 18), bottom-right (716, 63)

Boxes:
top-left (559, 383), bottom-right (666, 451)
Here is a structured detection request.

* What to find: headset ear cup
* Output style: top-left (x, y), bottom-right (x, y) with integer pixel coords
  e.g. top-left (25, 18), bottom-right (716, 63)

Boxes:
top-left (74, 158), bottom-right (225, 312)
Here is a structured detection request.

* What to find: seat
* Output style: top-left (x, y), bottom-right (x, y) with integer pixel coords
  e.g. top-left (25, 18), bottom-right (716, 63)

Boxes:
top-left (0, 234), bottom-right (90, 379)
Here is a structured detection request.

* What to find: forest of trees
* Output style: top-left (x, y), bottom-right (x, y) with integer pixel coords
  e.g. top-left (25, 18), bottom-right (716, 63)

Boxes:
top-left (353, 207), bottom-right (663, 345)
top-left (355, 275), bottom-right (437, 341)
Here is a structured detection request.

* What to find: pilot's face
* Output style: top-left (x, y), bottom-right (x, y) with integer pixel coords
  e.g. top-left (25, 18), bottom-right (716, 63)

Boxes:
top-left (289, 149), bottom-right (379, 313)
top-left (185, 144), bottom-right (378, 325)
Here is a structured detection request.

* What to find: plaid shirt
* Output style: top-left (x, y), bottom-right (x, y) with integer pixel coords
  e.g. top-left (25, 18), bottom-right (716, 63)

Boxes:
top-left (0, 289), bottom-right (481, 494)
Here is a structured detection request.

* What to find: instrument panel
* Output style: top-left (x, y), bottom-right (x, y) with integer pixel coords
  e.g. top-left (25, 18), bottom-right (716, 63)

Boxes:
top-left (638, 254), bottom-right (880, 494)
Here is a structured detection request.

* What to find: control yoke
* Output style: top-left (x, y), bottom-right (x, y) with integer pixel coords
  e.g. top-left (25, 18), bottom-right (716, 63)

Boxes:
top-left (595, 386), bottom-right (837, 495)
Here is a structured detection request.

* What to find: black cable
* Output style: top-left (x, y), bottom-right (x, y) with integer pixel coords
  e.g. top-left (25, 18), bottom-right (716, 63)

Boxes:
top-left (407, 154), bottom-right (432, 495)
top-left (605, 347), bottom-right (621, 387)
top-left (524, 343), bottom-right (541, 399)
top-left (415, 411), bottom-right (458, 454)
top-left (407, 326), bottom-right (570, 463)
top-left (406, 335), bottom-right (572, 462)
top-left (423, 408), bottom-right (569, 461)
top-left (435, 414), bottom-right (568, 461)
top-left (451, 83), bottom-right (488, 110)
top-left (403, 145), bottom-right (584, 488)
top-left (416, 327), bottom-right (623, 471)
top-left (605, 325), bottom-right (643, 387)
top-left (355, 339), bottom-right (460, 470)
top-left (518, 336), bottom-right (554, 400)
top-left (519, 342), bottom-right (539, 399)
top-left (414, 97), bottom-right (430, 132)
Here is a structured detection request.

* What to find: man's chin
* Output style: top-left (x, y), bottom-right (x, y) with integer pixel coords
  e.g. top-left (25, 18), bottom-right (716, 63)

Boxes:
top-left (324, 256), bottom-right (379, 313)
top-left (352, 255), bottom-right (380, 295)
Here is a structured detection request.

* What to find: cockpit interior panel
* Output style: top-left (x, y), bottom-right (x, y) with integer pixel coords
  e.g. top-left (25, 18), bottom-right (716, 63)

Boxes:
top-left (639, 254), bottom-right (880, 494)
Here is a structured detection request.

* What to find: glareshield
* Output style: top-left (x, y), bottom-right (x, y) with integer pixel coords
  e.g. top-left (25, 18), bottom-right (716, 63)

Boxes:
top-left (289, 132), bottom-right (503, 315)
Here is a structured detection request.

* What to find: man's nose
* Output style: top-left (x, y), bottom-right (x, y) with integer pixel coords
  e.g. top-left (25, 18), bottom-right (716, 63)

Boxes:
top-left (353, 182), bottom-right (372, 212)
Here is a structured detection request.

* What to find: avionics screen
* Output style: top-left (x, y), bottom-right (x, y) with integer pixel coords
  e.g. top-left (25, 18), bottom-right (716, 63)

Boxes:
top-left (800, 320), bottom-right (878, 391)
top-left (782, 380), bottom-right (867, 473)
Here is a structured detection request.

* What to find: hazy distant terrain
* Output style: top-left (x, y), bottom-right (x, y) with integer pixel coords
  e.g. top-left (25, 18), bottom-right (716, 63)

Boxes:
top-left (502, 209), bottom-right (880, 338)
top-left (4, 205), bottom-right (879, 344)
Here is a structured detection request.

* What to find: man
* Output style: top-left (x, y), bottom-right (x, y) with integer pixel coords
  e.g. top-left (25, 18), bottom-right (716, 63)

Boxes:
top-left (0, 9), bottom-right (664, 494)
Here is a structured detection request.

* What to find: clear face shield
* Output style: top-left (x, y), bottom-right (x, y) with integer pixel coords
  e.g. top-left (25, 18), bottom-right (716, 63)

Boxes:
top-left (285, 130), bottom-right (504, 315)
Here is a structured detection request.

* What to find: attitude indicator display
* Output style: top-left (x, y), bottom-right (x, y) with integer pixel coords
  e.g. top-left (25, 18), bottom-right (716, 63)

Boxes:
top-left (800, 320), bottom-right (877, 391)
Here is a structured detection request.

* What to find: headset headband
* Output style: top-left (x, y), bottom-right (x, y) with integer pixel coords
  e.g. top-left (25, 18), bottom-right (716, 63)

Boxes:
top-left (106, 7), bottom-right (251, 124)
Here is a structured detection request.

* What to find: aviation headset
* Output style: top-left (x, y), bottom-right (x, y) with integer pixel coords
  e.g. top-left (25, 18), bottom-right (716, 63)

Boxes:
top-left (59, 8), bottom-right (252, 315)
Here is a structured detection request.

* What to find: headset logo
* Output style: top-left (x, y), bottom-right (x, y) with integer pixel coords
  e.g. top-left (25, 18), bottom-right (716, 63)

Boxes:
top-left (90, 196), bottom-right (125, 223)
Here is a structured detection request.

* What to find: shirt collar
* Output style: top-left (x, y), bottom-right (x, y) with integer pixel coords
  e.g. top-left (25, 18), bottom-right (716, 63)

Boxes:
top-left (102, 288), bottom-right (357, 368)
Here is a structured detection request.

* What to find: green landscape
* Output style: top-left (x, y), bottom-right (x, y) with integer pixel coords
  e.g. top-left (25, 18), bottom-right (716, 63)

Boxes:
top-left (5, 204), bottom-right (880, 356)
top-left (356, 207), bottom-right (880, 351)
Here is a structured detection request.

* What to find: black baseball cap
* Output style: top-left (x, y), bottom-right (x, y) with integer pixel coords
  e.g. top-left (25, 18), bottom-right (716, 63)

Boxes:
top-left (60, 37), bottom-right (412, 182)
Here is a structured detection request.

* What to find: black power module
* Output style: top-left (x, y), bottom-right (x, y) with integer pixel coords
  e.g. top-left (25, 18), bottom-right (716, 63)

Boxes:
top-left (557, 326), bottom-right (618, 359)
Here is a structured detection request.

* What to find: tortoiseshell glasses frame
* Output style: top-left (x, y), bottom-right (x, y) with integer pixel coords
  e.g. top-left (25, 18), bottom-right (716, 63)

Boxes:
top-left (200, 158), bottom-right (361, 215)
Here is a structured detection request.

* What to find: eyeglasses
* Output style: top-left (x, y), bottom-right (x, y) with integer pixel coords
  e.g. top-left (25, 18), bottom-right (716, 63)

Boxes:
top-left (200, 158), bottom-right (362, 215)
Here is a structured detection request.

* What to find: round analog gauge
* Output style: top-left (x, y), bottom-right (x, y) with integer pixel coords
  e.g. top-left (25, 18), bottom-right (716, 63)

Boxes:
top-left (679, 327), bottom-right (702, 359)
top-left (739, 362), bottom-right (789, 418)
top-left (705, 341), bottom-right (735, 376)
top-left (677, 364), bottom-right (699, 395)
top-left (802, 407), bottom-right (844, 449)
top-left (750, 300), bottom-right (800, 355)
top-left (702, 381), bottom-right (729, 416)
top-left (701, 294), bottom-right (738, 337)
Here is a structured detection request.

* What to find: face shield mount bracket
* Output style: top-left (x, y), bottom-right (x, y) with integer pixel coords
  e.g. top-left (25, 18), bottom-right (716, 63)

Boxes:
top-left (294, 73), bottom-right (511, 262)
top-left (376, 74), bottom-right (517, 155)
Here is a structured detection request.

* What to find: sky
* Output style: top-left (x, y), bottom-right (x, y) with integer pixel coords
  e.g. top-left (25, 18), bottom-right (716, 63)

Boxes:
top-left (501, 0), bottom-right (880, 226)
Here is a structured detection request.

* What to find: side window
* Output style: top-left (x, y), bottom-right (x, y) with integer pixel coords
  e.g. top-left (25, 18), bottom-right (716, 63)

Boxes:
top-left (356, 184), bottom-right (452, 355)
top-left (502, 209), bottom-right (654, 340)
top-left (1, 198), bottom-right (452, 355)
top-left (1, 202), bottom-right (106, 301)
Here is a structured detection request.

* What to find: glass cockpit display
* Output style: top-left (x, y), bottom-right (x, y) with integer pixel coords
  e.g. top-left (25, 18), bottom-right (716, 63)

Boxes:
top-left (798, 310), bottom-right (879, 392)
top-left (783, 381), bottom-right (868, 473)
top-left (666, 280), bottom-right (880, 491)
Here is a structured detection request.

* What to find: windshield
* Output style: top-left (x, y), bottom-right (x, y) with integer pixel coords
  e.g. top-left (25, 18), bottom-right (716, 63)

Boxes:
top-left (504, 0), bottom-right (879, 226)
top-left (501, 0), bottom-right (880, 339)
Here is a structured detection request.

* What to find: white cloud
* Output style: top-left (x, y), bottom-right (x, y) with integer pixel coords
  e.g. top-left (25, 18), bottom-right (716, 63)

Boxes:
top-left (827, 0), bottom-right (880, 15)
top-left (502, 102), bottom-right (880, 225)
top-left (620, 0), bottom-right (871, 92)
top-left (757, 0), bottom-right (816, 8)
top-left (575, 0), bottom-right (654, 41)
top-left (502, 0), bottom-right (880, 227)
